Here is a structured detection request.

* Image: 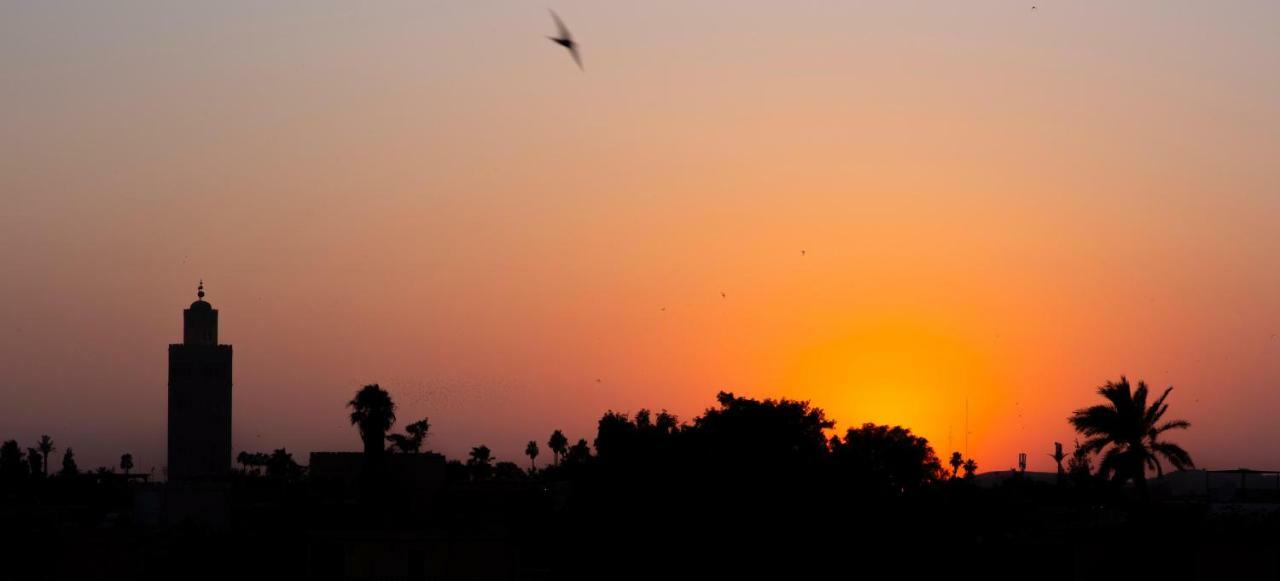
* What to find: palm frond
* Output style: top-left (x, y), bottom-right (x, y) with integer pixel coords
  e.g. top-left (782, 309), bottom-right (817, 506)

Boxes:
top-left (1153, 419), bottom-right (1190, 434)
top-left (1151, 441), bottom-right (1194, 471)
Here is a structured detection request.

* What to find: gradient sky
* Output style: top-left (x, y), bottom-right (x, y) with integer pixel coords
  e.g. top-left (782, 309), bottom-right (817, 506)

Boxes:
top-left (3, 1), bottom-right (1280, 475)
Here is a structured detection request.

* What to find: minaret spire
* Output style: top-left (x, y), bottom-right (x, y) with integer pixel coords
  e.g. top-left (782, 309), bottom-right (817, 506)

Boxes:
top-left (197, 279), bottom-right (205, 300)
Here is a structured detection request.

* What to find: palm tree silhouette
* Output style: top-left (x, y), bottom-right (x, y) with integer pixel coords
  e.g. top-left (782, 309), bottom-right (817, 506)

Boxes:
top-left (36, 435), bottom-right (54, 478)
top-left (525, 441), bottom-right (539, 470)
top-left (548, 430), bottom-right (568, 466)
top-left (120, 453), bottom-right (134, 476)
top-left (467, 445), bottom-right (494, 481)
top-left (949, 451), bottom-right (963, 479)
top-left (348, 384), bottom-right (397, 459)
top-left (962, 458), bottom-right (977, 479)
top-left (387, 418), bottom-right (430, 454)
top-left (1069, 376), bottom-right (1193, 497)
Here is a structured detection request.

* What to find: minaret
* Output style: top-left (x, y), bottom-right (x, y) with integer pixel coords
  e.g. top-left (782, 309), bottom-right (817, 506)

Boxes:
top-left (167, 281), bottom-right (233, 482)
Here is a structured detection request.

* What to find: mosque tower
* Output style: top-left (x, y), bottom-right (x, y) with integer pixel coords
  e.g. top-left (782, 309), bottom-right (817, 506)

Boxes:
top-left (167, 281), bottom-right (233, 482)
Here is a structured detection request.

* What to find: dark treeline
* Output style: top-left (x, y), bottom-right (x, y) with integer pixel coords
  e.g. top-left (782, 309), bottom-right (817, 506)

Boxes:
top-left (1, 378), bottom-right (1276, 580)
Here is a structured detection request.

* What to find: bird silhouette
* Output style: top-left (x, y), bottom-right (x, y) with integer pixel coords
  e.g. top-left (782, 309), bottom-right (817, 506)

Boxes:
top-left (548, 10), bottom-right (582, 70)
top-left (720, 291), bottom-right (726, 299)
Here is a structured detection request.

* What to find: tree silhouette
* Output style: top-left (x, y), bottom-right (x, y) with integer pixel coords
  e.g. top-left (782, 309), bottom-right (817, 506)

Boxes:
top-left (348, 384), bottom-right (397, 460)
top-left (525, 440), bottom-right (539, 470)
top-left (36, 435), bottom-right (55, 478)
top-left (548, 430), bottom-right (568, 466)
top-left (266, 448), bottom-right (303, 482)
top-left (494, 461), bottom-right (525, 481)
top-left (59, 448), bottom-right (77, 478)
top-left (386, 418), bottom-right (429, 454)
top-left (236, 451), bottom-right (253, 474)
top-left (688, 392), bottom-right (833, 474)
top-left (565, 439), bottom-right (591, 464)
top-left (832, 423), bottom-right (944, 494)
top-left (1069, 377), bottom-right (1193, 496)
top-left (0, 440), bottom-right (25, 483)
top-left (949, 451), bottom-right (963, 479)
top-left (26, 448), bottom-right (42, 478)
top-left (962, 458), bottom-right (978, 479)
top-left (1067, 439), bottom-right (1093, 484)
top-left (467, 445), bottom-right (494, 481)
top-left (120, 453), bottom-right (134, 476)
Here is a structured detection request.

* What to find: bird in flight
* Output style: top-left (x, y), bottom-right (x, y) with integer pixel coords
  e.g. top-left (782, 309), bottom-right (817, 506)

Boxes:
top-left (548, 10), bottom-right (582, 70)
top-left (720, 291), bottom-right (727, 299)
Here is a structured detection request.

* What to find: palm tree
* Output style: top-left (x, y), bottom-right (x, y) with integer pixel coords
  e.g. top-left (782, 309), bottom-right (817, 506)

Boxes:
top-left (348, 384), bottom-right (397, 459)
top-left (36, 435), bottom-right (54, 478)
top-left (120, 453), bottom-right (134, 476)
top-left (386, 418), bottom-right (430, 453)
top-left (525, 441), bottom-right (539, 470)
top-left (962, 458), bottom-right (978, 479)
top-left (467, 445), bottom-right (494, 481)
top-left (548, 430), bottom-right (568, 466)
top-left (948, 451), bottom-right (963, 479)
top-left (1069, 376), bottom-right (1193, 497)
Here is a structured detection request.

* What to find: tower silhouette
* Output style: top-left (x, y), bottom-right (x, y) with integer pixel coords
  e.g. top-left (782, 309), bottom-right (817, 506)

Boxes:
top-left (167, 281), bottom-right (233, 482)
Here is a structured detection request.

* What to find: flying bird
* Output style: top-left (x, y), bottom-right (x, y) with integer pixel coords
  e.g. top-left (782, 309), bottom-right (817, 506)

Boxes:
top-left (548, 10), bottom-right (582, 70)
top-left (720, 291), bottom-right (726, 299)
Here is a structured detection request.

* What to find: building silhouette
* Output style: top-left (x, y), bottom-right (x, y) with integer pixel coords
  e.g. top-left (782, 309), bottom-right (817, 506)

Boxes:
top-left (167, 281), bottom-right (233, 482)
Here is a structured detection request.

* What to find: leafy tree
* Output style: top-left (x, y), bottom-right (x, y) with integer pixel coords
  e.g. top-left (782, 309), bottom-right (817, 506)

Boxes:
top-left (120, 453), bottom-right (134, 476)
top-left (687, 392), bottom-right (833, 472)
top-left (36, 435), bottom-right (55, 478)
top-left (949, 451), bottom-right (963, 479)
top-left (494, 461), bottom-right (525, 481)
top-left (1069, 377), bottom-right (1193, 496)
top-left (266, 448), bottom-right (303, 482)
top-left (0, 440), bottom-right (26, 482)
top-left (59, 447), bottom-right (79, 478)
top-left (525, 440), bottom-right (539, 470)
top-left (831, 424), bottom-right (944, 494)
top-left (593, 409), bottom-right (682, 470)
top-left (548, 430), bottom-right (569, 465)
top-left (60, 448), bottom-right (78, 478)
top-left (565, 439), bottom-right (592, 464)
top-left (348, 384), bottom-right (397, 459)
top-left (386, 418), bottom-right (430, 453)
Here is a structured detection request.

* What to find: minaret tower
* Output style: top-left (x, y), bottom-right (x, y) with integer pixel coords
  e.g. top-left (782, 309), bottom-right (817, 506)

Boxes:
top-left (167, 281), bottom-right (233, 482)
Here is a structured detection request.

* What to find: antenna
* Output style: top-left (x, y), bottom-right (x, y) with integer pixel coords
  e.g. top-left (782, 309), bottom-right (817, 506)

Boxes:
top-left (964, 397), bottom-right (970, 459)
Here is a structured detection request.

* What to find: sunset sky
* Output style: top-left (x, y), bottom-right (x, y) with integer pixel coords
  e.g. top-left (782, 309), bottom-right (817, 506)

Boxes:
top-left (3, 1), bottom-right (1280, 475)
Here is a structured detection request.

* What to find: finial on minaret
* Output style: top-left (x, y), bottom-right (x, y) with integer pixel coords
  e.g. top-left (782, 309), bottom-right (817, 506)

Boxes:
top-left (197, 279), bottom-right (205, 300)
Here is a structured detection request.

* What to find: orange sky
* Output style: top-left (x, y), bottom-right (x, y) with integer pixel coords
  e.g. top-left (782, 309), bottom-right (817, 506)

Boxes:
top-left (3, 1), bottom-right (1280, 474)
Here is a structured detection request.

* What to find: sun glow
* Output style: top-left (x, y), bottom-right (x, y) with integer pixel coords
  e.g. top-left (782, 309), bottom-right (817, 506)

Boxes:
top-left (781, 312), bottom-right (1011, 458)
